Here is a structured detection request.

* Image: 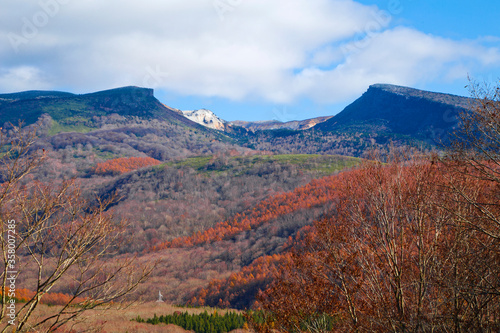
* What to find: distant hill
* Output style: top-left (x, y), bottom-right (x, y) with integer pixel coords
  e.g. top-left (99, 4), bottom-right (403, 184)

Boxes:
top-left (230, 116), bottom-right (333, 132)
top-left (230, 84), bottom-right (472, 140)
top-left (178, 111), bottom-right (332, 132)
top-left (316, 84), bottom-right (474, 143)
top-left (0, 86), bottom-right (202, 129)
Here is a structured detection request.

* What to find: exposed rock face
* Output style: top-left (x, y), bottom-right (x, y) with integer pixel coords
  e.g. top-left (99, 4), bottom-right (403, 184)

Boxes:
top-left (181, 109), bottom-right (226, 130)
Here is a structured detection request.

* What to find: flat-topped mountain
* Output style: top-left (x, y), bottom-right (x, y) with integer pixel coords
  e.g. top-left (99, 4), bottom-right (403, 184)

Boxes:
top-left (316, 83), bottom-right (474, 142)
top-left (229, 84), bottom-right (473, 144)
top-left (0, 86), bottom-right (201, 129)
top-left (236, 84), bottom-right (477, 156)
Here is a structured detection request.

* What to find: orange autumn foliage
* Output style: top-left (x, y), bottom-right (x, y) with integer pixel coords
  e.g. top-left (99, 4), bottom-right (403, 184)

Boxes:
top-left (2, 288), bottom-right (86, 306)
top-left (152, 174), bottom-right (343, 251)
top-left (189, 225), bottom-right (315, 310)
top-left (93, 156), bottom-right (161, 175)
top-left (257, 158), bottom-right (500, 332)
top-left (189, 253), bottom-right (289, 310)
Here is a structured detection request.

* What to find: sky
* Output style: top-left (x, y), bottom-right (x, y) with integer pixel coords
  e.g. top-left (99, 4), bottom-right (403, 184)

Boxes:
top-left (1, 0), bottom-right (500, 122)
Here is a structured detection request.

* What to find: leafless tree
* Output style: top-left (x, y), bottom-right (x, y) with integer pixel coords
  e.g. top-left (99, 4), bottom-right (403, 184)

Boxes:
top-left (448, 79), bottom-right (500, 239)
top-left (0, 126), bottom-right (154, 332)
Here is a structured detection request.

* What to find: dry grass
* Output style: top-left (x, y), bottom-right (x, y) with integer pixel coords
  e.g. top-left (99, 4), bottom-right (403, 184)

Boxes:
top-left (18, 302), bottom-right (246, 333)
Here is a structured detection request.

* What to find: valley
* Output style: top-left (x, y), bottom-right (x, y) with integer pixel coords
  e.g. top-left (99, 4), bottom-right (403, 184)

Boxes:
top-left (2, 82), bottom-right (497, 332)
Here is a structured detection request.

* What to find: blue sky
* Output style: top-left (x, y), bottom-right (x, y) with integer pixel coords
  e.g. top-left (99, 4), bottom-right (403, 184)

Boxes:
top-left (1, 0), bottom-right (499, 121)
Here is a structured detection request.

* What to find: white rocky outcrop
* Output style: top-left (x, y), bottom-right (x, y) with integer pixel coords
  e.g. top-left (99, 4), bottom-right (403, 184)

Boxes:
top-left (181, 109), bottom-right (226, 131)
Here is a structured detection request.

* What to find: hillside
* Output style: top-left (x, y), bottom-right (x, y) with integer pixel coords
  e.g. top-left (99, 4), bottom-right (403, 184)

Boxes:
top-left (142, 166), bottom-right (359, 308)
top-left (316, 83), bottom-right (473, 142)
top-left (0, 86), bottom-right (202, 129)
top-left (0, 87), bottom-right (251, 178)
top-left (128, 164), bottom-right (355, 306)
top-left (91, 153), bottom-right (360, 253)
top-left (14, 151), bottom-right (359, 306)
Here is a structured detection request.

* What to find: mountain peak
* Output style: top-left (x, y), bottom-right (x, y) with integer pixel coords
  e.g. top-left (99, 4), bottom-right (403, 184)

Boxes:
top-left (181, 109), bottom-right (226, 130)
top-left (316, 83), bottom-right (474, 143)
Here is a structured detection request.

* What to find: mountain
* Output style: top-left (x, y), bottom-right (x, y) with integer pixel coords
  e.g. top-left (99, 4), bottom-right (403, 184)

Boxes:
top-left (230, 116), bottom-right (333, 132)
top-left (0, 86), bottom-right (255, 175)
top-left (3, 83), bottom-right (472, 151)
top-left (181, 109), bottom-right (226, 130)
top-left (229, 83), bottom-right (471, 140)
top-left (0, 86), bottom-right (202, 129)
top-left (316, 83), bottom-right (473, 143)
top-left (236, 84), bottom-right (476, 156)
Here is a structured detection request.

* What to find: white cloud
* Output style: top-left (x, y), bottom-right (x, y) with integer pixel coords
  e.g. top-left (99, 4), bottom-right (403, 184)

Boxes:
top-left (0, 0), bottom-right (499, 106)
top-left (0, 66), bottom-right (50, 92)
top-left (286, 27), bottom-right (500, 103)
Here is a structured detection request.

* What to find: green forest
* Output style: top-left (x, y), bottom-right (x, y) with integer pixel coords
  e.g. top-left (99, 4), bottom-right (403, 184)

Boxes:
top-left (134, 310), bottom-right (246, 333)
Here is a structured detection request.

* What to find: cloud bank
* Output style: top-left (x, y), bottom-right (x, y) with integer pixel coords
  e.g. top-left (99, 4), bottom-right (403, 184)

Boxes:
top-left (1, 0), bottom-right (499, 106)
